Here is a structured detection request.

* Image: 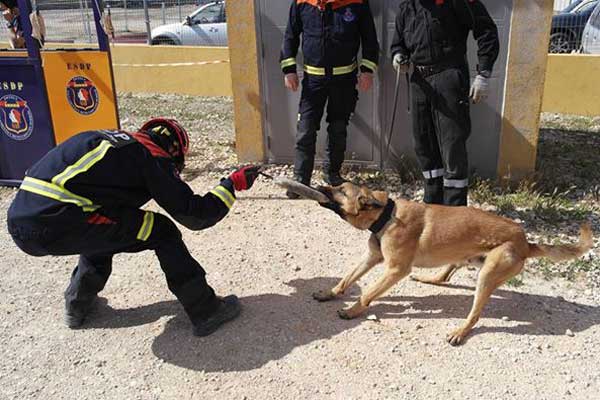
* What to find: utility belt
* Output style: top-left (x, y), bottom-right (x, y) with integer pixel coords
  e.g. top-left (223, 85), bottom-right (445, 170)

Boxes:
top-left (303, 61), bottom-right (357, 77)
top-left (414, 59), bottom-right (466, 79)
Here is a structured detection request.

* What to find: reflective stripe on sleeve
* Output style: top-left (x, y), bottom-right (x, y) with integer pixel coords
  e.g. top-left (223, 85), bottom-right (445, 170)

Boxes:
top-left (210, 185), bottom-right (235, 209)
top-left (361, 59), bottom-right (377, 72)
top-left (280, 57), bottom-right (296, 69)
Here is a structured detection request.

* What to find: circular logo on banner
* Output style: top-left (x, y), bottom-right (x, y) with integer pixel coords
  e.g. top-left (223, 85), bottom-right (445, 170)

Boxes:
top-left (0, 94), bottom-right (34, 141)
top-left (66, 76), bottom-right (100, 115)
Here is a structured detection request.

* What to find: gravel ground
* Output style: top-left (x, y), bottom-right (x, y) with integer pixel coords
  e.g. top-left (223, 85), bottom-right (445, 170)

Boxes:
top-left (0, 95), bottom-right (599, 400)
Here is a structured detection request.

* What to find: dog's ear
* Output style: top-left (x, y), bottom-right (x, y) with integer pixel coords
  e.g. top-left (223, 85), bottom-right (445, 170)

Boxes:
top-left (358, 191), bottom-right (387, 210)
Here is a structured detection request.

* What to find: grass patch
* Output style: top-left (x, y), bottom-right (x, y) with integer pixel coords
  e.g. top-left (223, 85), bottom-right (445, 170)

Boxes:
top-left (506, 276), bottom-right (525, 288)
top-left (469, 178), bottom-right (596, 222)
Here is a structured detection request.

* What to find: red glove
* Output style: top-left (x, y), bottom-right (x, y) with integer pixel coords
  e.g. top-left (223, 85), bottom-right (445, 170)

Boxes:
top-left (229, 165), bottom-right (261, 191)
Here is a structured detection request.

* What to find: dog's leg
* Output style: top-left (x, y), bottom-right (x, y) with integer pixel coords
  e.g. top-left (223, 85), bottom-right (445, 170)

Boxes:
top-left (410, 264), bottom-right (461, 285)
top-left (338, 252), bottom-right (412, 319)
top-left (313, 235), bottom-right (383, 302)
top-left (446, 243), bottom-right (525, 346)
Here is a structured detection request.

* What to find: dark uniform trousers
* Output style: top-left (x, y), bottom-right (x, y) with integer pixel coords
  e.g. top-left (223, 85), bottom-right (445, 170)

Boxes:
top-left (411, 65), bottom-right (471, 206)
top-left (9, 207), bottom-right (220, 323)
top-left (294, 73), bottom-right (358, 183)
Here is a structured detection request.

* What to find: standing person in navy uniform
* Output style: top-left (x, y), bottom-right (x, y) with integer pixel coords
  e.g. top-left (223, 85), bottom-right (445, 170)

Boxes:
top-left (7, 119), bottom-right (261, 337)
top-left (391, 0), bottom-right (499, 206)
top-left (280, 0), bottom-right (379, 195)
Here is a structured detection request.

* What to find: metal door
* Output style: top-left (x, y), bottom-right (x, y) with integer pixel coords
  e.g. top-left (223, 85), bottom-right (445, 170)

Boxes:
top-left (257, 0), bottom-right (512, 178)
top-left (256, 0), bottom-right (381, 167)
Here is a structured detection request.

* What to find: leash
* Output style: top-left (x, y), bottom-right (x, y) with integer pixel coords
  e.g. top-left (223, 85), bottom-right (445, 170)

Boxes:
top-left (384, 67), bottom-right (411, 168)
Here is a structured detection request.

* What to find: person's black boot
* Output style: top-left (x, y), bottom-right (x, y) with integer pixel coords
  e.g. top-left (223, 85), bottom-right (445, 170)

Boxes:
top-left (192, 295), bottom-right (241, 337)
top-left (64, 296), bottom-right (98, 329)
top-left (323, 171), bottom-right (346, 187)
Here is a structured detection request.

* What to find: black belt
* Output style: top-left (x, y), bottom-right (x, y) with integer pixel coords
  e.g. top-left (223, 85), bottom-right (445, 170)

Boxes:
top-left (415, 60), bottom-right (465, 79)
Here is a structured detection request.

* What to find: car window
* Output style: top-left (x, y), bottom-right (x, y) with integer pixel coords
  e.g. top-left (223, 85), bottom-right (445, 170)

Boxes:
top-left (191, 3), bottom-right (224, 25)
top-left (590, 3), bottom-right (600, 27)
top-left (574, 1), bottom-right (598, 13)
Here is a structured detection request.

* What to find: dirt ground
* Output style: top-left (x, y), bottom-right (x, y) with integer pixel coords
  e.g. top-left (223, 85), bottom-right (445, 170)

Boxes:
top-left (1, 95), bottom-right (599, 400)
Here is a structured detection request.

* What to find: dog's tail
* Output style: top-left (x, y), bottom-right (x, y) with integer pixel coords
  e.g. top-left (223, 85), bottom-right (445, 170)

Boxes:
top-left (528, 223), bottom-right (593, 262)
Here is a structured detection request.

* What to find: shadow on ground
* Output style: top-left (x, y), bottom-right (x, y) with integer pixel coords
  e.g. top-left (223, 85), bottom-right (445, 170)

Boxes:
top-left (85, 278), bottom-right (600, 372)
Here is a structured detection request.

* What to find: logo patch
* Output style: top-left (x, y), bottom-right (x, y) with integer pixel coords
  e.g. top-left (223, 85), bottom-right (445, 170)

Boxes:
top-left (342, 8), bottom-right (356, 22)
top-left (0, 94), bottom-right (34, 141)
top-left (66, 76), bottom-right (100, 115)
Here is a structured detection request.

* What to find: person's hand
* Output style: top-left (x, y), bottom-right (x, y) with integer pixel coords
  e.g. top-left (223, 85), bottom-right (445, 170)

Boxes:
top-left (284, 73), bottom-right (299, 92)
top-left (357, 72), bottom-right (373, 92)
top-left (229, 165), bottom-right (261, 191)
top-left (392, 53), bottom-right (410, 73)
top-left (470, 74), bottom-right (490, 104)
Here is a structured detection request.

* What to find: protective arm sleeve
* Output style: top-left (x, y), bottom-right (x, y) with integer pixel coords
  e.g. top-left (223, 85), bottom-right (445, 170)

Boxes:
top-left (454, 0), bottom-right (499, 72)
top-left (359, 1), bottom-right (380, 73)
top-left (142, 157), bottom-right (236, 231)
top-left (390, 11), bottom-right (409, 59)
top-left (280, 0), bottom-right (302, 75)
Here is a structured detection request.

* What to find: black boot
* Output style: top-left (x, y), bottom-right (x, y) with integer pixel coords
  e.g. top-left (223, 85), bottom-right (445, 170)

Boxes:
top-left (192, 295), bottom-right (241, 337)
top-left (64, 295), bottom-right (98, 329)
top-left (324, 120), bottom-right (347, 187)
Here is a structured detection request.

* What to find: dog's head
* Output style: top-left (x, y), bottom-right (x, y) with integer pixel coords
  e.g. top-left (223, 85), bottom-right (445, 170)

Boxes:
top-left (318, 182), bottom-right (390, 230)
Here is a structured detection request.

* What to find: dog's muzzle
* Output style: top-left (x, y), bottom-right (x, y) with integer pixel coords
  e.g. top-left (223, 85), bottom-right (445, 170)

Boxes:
top-left (316, 186), bottom-right (345, 218)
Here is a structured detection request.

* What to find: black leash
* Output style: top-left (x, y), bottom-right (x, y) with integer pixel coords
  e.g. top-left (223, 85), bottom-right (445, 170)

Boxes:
top-left (384, 67), bottom-right (410, 168)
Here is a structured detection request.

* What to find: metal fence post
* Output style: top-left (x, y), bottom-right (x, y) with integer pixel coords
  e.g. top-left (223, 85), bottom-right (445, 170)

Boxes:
top-left (178, 0), bottom-right (182, 21)
top-left (79, 0), bottom-right (92, 43)
top-left (124, 0), bottom-right (129, 32)
top-left (161, 2), bottom-right (166, 25)
top-left (143, 0), bottom-right (152, 45)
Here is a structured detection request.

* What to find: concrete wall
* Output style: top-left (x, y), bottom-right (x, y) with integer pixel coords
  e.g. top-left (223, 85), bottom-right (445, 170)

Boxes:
top-left (542, 54), bottom-right (600, 117)
top-left (110, 44), bottom-right (232, 97)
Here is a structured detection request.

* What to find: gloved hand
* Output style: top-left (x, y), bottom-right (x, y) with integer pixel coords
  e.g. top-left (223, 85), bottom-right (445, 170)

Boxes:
top-left (470, 74), bottom-right (489, 104)
top-left (229, 165), bottom-right (261, 191)
top-left (392, 53), bottom-right (410, 73)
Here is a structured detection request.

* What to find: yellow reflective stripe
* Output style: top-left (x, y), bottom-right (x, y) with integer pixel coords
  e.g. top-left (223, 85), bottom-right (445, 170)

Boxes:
top-left (303, 64), bottom-right (325, 76)
top-left (304, 62), bottom-right (357, 76)
top-left (280, 57), bottom-right (296, 69)
top-left (361, 59), bottom-right (377, 72)
top-left (210, 185), bottom-right (235, 209)
top-left (136, 211), bottom-right (154, 241)
top-left (20, 177), bottom-right (100, 212)
top-left (333, 62), bottom-right (357, 75)
top-left (52, 140), bottom-right (114, 187)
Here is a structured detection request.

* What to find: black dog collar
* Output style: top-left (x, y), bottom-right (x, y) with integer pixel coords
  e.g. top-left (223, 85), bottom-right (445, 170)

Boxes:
top-left (368, 199), bottom-right (396, 235)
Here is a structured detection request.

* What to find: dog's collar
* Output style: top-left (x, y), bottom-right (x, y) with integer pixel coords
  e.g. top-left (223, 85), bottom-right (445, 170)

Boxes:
top-left (368, 199), bottom-right (396, 235)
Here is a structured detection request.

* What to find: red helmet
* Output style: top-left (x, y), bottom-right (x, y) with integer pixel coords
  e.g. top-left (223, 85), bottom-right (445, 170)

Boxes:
top-left (140, 118), bottom-right (190, 157)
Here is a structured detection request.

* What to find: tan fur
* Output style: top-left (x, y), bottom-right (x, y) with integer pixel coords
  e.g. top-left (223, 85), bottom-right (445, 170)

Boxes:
top-left (313, 183), bottom-right (593, 345)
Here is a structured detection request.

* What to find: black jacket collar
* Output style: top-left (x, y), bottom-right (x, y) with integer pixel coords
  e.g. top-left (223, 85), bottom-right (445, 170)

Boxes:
top-left (368, 199), bottom-right (396, 235)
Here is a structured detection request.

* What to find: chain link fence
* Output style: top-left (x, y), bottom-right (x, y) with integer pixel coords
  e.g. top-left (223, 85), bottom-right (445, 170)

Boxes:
top-left (0, 0), bottom-right (223, 47)
top-left (550, 0), bottom-right (599, 53)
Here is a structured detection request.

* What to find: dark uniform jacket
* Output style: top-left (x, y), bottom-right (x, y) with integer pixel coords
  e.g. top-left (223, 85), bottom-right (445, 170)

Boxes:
top-left (391, 0), bottom-right (499, 72)
top-left (7, 130), bottom-right (235, 233)
top-left (280, 0), bottom-right (380, 76)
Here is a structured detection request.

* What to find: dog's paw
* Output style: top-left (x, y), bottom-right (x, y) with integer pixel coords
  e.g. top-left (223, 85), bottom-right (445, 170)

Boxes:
top-left (446, 329), bottom-right (468, 346)
top-left (337, 308), bottom-right (355, 320)
top-left (312, 290), bottom-right (336, 302)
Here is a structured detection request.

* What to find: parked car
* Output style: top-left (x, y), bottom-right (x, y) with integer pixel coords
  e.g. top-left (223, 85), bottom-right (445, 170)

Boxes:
top-left (150, 1), bottom-right (226, 46)
top-left (582, 2), bottom-right (600, 53)
top-left (549, 0), bottom-right (598, 53)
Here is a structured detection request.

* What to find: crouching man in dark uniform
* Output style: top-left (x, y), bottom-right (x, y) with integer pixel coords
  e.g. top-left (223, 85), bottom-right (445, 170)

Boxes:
top-left (391, 0), bottom-right (499, 206)
top-left (7, 119), bottom-right (260, 337)
top-left (280, 0), bottom-right (379, 194)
